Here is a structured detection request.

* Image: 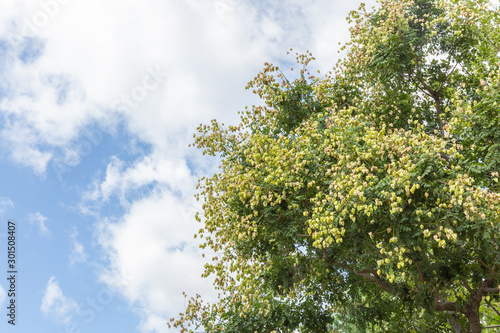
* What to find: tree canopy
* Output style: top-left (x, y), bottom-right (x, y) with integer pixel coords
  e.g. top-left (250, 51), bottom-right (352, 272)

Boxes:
top-left (169, 0), bottom-right (500, 332)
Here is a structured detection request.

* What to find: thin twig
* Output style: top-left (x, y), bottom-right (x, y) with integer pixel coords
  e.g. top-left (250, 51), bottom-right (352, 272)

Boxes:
top-left (473, 257), bottom-right (497, 275)
top-left (461, 277), bottom-right (474, 294)
top-left (488, 303), bottom-right (500, 318)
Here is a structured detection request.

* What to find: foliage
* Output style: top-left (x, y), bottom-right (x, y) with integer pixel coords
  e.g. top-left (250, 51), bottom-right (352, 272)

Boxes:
top-left (169, 0), bottom-right (500, 332)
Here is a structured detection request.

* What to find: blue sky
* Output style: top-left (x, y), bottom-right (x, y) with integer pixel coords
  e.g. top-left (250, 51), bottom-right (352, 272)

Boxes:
top-left (0, 0), bottom-right (376, 332)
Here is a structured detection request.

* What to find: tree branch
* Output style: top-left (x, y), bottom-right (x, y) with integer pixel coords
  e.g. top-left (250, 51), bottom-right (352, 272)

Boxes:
top-left (473, 257), bottom-right (497, 276)
top-left (473, 276), bottom-right (499, 304)
top-left (483, 287), bottom-right (500, 294)
top-left (322, 248), bottom-right (354, 272)
top-left (433, 287), bottom-right (464, 313)
top-left (355, 271), bottom-right (396, 295)
top-left (322, 249), bottom-right (396, 295)
top-left (488, 302), bottom-right (500, 318)
top-left (482, 311), bottom-right (500, 324)
top-left (416, 72), bottom-right (444, 135)
top-left (415, 260), bottom-right (428, 282)
top-left (461, 277), bottom-right (474, 294)
top-left (435, 301), bottom-right (463, 313)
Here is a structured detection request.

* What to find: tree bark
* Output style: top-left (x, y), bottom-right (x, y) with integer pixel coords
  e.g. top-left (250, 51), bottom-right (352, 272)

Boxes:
top-left (466, 301), bottom-right (482, 333)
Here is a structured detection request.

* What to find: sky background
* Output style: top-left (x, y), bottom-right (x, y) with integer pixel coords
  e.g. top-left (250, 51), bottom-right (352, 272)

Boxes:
top-left (0, 1), bottom-right (376, 332)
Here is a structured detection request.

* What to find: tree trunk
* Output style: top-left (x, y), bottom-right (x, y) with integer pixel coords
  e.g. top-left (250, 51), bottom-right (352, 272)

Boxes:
top-left (467, 302), bottom-right (481, 333)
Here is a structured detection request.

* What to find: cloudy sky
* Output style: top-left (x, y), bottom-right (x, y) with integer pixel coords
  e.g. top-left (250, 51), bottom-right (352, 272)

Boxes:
top-left (0, 0), bottom-right (376, 332)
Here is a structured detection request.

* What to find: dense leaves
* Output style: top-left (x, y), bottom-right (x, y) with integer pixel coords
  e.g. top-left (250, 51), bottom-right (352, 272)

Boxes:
top-left (169, 0), bottom-right (500, 332)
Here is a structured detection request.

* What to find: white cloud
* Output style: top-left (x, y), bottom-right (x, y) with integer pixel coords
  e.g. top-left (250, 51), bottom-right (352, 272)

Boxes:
top-left (83, 148), bottom-right (196, 206)
top-left (0, 197), bottom-right (14, 215)
top-left (97, 189), bottom-right (215, 333)
top-left (69, 228), bottom-right (87, 265)
top-left (138, 312), bottom-right (171, 333)
top-left (41, 276), bottom-right (79, 324)
top-left (28, 212), bottom-right (49, 235)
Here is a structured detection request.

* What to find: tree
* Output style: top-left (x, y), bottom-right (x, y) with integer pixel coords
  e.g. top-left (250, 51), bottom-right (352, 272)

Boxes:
top-left (169, 0), bottom-right (500, 332)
